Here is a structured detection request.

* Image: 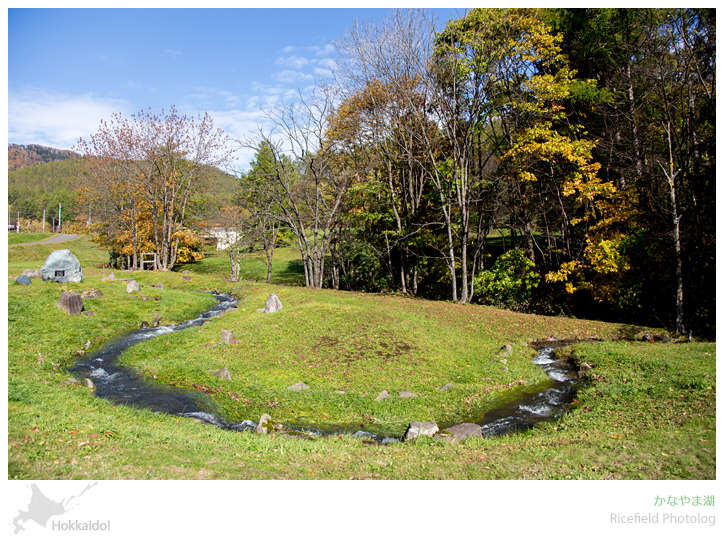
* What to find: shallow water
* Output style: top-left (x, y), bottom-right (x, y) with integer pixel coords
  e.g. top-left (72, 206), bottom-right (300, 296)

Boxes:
top-left (69, 294), bottom-right (237, 417)
top-left (69, 295), bottom-right (584, 442)
top-left (475, 345), bottom-right (584, 437)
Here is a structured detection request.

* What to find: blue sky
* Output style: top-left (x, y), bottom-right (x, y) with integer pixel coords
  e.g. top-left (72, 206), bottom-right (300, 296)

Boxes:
top-left (8, 7), bottom-right (460, 169)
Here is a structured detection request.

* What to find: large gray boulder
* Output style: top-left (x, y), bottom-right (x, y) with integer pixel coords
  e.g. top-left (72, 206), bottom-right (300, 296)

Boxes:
top-left (256, 414), bottom-right (284, 435)
top-left (220, 330), bottom-right (234, 344)
top-left (264, 293), bottom-right (283, 314)
top-left (41, 249), bottom-right (83, 283)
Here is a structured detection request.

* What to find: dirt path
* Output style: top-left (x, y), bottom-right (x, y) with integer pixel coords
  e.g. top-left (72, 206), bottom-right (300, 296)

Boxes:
top-left (8, 233), bottom-right (82, 247)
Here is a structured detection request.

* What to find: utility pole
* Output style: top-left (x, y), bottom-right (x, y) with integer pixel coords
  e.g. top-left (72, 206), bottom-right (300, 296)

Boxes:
top-left (43, 209), bottom-right (46, 233)
top-left (58, 203), bottom-right (62, 233)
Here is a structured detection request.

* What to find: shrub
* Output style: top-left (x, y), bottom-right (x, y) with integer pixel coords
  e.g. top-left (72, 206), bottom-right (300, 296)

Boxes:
top-left (475, 249), bottom-right (540, 310)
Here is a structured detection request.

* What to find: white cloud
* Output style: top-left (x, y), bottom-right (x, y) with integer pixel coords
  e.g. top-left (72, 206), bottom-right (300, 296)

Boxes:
top-left (182, 86), bottom-right (244, 109)
top-left (274, 55), bottom-right (310, 70)
top-left (313, 66), bottom-right (334, 79)
top-left (7, 89), bottom-right (132, 150)
top-left (272, 70), bottom-right (314, 84)
top-left (310, 43), bottom-right (335, 57)
top-left (199, 108), bottom-right (269, 172)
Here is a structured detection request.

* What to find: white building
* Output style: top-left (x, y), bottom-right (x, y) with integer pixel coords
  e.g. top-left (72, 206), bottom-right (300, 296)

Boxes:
top-left (206, 228), bottom-right (241, 250)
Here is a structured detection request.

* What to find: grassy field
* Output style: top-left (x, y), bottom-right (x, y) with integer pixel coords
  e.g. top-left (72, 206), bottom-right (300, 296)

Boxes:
top-left (7, 236), bottom-right (716, 480)
top-left (7, 232), bottom-right (58, 246)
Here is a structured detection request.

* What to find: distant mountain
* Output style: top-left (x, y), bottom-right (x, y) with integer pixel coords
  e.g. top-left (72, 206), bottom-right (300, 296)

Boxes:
top-left (8, 143), bottom-right (80, 171)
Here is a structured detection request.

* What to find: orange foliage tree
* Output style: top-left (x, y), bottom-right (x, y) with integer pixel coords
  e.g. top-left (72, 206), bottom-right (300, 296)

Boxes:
top-left (75, 106), bottom-right (231, 270)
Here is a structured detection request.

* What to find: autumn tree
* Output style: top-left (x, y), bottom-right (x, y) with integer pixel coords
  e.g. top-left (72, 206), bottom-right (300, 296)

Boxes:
top-left (430, 8), bottom-right (613, 304)
top-left (75, 106), bottom-right (232, 270)
top-left (545, 8), bottom-right (715, 334)
top-left (332, 9), bottom-right (439, 295)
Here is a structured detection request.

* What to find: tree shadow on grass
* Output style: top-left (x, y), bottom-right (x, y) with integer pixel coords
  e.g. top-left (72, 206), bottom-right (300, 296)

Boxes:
top-left (274, 260), bottom-right (305, 286)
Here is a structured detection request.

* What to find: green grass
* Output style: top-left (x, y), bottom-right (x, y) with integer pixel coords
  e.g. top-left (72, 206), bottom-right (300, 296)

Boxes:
top-left (7, 235), bottom-right (716, 480)
top-left (7, 232), bottom-right (59, 245)
top-left (175, 244), bottom-right (305, 285)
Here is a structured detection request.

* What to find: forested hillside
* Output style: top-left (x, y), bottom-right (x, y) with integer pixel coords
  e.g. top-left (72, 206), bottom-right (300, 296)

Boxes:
top-left (8, 143), bottom-right (79, 171)
top-left (8, 158), bottom-right (85, 229)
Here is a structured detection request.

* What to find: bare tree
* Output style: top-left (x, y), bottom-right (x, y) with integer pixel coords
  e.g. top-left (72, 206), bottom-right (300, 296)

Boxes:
top-left (238, 87), bottom-right (351, 289)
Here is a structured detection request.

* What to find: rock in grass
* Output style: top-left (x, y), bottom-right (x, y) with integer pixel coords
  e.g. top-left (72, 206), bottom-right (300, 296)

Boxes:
top-left (81, 289), bottom-right (103, 299)
top-left (15, 275), bottom-right (32, 285)
top-left (264, 293), bottom-right (283, 314)
top-left (500, 344), bottom-right (513, 356)
top-left (288, 381), bottom-right (310, 390)
top-left (375, 390), bottom-right (390, 401)
top-left (577, 362), bottom-right (593, 378)
top-left (438, 383), bottom-right (453, 391)
top-left (212, 367), bottom-right (232, 381)
top-left (256, 414), bottom-right (284, 435)
top-left (22, 269), bottom-right (42, 278)
top-left (126, 280), bottom-right (141, 293)
top-left (434, 423), bottom-right (482, 444)
top-left (41, 249), bottom-right (83, 283)
top-left (57, 291), bottom-right (84, 315)
top-left (101, 272), bottom-right (117, 282)
top-left (220, 330), bottom-right (234, 344)
top-left (403, 421), bottom-right (439, 441)
top-left (398, 390), bottom-right (417, 398)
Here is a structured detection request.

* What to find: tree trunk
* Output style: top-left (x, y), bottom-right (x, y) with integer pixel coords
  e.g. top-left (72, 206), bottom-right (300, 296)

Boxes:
top-left (659, 122), bottom-right (685, 334)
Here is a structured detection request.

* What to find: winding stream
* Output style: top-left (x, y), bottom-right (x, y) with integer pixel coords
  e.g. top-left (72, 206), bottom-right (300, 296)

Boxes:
top-left (475, 344), bottom-right (584, 437)
top-left (68, 294), bottom-right (585, 443)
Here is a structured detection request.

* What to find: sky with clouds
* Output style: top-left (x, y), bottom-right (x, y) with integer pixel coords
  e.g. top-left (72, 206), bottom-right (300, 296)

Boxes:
top-left (7, 7), bottom-right (458, 170)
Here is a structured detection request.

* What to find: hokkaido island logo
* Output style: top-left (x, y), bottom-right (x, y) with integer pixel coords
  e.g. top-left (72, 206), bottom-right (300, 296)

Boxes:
top-left (12, 482), bottom-right (110, 534)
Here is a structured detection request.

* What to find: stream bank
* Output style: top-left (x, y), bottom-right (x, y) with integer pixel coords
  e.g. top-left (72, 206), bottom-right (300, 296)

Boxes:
top-left (68, 294), bottom-right (591, 443)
